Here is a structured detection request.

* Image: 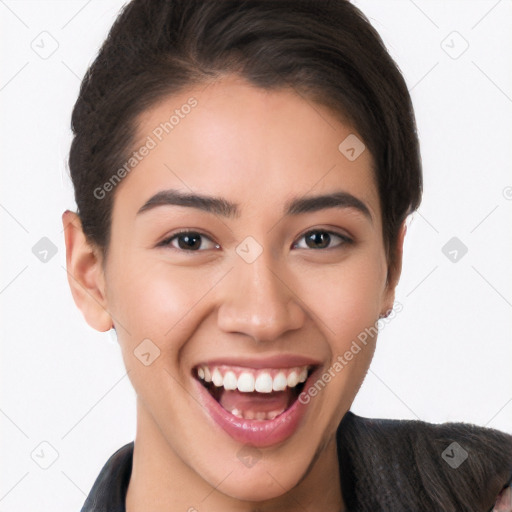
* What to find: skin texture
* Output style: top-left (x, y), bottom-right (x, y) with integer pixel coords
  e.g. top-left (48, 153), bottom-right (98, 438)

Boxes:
top-left (63, 75), bottom-right (406, 512)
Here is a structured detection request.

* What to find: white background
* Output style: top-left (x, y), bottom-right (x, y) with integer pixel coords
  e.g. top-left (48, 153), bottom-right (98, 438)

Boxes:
top-left (1, 1), bottom-right (511, 510)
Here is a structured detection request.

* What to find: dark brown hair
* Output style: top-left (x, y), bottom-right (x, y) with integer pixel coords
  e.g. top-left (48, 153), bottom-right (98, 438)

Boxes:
top-left (68, 0), bottom-right (422, 266)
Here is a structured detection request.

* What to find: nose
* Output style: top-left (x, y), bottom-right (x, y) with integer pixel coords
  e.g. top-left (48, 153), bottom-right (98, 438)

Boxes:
top-left (217, 252), bottom-right (306, 343)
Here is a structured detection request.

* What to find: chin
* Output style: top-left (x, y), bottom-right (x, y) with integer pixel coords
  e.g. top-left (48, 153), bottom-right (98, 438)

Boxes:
top-left (211, 464), bottom-right (304, 503)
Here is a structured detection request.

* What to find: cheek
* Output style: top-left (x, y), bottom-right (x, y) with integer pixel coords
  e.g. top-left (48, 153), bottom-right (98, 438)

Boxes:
top-left (107, 256), bottom-right (225, 365)
top-left (106, 261), bottom-right (214, 406)
top-left (302, 261), bottom-right (384, 424)
top-left (302, 249), bottom-right (387, 339)
top-left (299, 249), bottom-right (386, 400)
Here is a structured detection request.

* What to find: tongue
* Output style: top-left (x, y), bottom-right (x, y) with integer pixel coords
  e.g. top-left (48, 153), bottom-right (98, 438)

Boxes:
top-left (218, 388), bottom-right (293, 414)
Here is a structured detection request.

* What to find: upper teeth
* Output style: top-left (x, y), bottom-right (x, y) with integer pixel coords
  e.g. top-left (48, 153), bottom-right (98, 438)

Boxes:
top-left (196, 365), bottom-right (309, 393)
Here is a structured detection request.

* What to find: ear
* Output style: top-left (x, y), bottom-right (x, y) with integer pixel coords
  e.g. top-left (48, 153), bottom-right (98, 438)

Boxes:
top-left (381, 220), bottom-right (407, 316)
top-left (62, 210), bottom-right (113, 332)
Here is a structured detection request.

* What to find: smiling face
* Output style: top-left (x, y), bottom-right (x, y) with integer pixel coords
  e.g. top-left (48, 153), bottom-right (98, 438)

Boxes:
top-left (64, 74), bottom-right (404, 506)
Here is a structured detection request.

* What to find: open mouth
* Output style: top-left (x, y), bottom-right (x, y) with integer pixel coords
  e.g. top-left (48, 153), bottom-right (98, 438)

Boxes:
top-left (193, 364), bottom-right (315, 421)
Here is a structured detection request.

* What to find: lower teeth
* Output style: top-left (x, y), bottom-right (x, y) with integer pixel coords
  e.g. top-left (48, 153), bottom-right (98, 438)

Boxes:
top-left (201, 380), bottom-right (304, 421)
top-left (229, 408), bottom-right (285, 420)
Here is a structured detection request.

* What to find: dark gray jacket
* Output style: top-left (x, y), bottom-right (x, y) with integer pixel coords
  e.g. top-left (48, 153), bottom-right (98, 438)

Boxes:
top-left (80, 411), bottom-right (512, 511)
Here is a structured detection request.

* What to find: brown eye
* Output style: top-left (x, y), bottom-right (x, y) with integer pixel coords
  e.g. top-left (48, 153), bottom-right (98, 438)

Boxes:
top-left (160, 231), bottom-right (220, 252)
top-left (293, 230), bottom-right (352, 250)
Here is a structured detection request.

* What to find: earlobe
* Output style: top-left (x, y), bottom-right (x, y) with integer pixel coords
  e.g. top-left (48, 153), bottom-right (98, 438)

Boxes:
top-left (62, 210), bottom-right (113, 332)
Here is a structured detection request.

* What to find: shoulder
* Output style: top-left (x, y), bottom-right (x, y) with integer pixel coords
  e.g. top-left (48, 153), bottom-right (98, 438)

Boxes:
top-left (337, 411), bottom-right (512, 512)
top-left (80, 442), bottom-right (134, 512)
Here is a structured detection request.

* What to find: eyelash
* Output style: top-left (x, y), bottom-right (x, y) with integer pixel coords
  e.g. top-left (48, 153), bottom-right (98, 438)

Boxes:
top-left (158, 228), bottom-right (354, 253)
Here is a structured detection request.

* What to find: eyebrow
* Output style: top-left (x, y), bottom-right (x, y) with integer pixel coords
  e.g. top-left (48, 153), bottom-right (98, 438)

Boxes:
top-left (136, 188), bottom-right (372, 222)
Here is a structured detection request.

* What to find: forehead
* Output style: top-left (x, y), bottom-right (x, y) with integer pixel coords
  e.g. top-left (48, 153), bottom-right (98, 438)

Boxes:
top-left (112, 75), bottom-right (380, 221)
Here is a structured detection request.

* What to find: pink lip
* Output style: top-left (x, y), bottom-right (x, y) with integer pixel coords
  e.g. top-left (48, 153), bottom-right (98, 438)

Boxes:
top-left (194, 354), bottom-right (322, 370)
top-left (193, 366), bottom-right (321, 448)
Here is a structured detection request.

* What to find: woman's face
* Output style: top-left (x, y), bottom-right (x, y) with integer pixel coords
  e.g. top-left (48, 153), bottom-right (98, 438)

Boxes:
top-left (67, 75), bottom-right (402, 501)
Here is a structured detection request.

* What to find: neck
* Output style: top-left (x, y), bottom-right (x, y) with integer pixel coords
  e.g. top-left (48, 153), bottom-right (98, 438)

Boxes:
top-left (125, 399), bottom-right (346, 512)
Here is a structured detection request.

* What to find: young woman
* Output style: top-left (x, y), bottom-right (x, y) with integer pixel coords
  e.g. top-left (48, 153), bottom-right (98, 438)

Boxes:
top-left (62, 0), bottom-right (512, 510)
